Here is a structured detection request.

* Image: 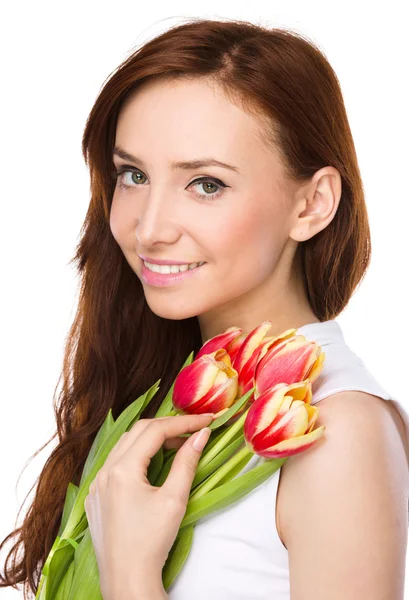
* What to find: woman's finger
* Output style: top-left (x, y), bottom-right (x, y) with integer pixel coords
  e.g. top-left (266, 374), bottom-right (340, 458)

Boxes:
top-left (161, 426), bottom-right (212, 505)
top-left (103, 414), bottom-right (213, 472)
top-left (116, 413), bottom-right (214, 477)
top-left (103, 419), bottom-right (154, 471)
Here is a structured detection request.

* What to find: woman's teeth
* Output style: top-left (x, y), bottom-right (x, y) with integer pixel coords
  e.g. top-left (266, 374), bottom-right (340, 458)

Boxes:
top-left (143, 260), bottom-right (206, 274)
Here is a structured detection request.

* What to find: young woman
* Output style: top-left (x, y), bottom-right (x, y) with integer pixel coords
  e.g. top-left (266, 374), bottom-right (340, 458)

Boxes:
top-left (1, 17), bottom-right (408, 600)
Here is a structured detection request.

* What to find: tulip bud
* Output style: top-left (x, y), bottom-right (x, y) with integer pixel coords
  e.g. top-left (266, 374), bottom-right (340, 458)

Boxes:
top-left (172, 349), bottom-right (238, 415)
top-left (195, 326), bottom-right (243, 361)
top-left (224, 331), bottom-right (247, 365)
top-left (232, 321), bottom-right (274, 398)
top-left (244, 380), bottom-right (325, 458)
top-left (254, 334), bottom-right (325, 399)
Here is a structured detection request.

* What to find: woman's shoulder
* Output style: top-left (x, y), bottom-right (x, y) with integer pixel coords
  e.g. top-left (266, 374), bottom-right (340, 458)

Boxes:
top-left (272, 319), bottom-right (409, 571)
top-left (298, 319), bottom-right (409, 453)
top-left (312, 390), bottom-right (409, 465)
top-left (276, 388), bottom-right (409, 598)
top-left (303, 319), bottom-right (409, 464)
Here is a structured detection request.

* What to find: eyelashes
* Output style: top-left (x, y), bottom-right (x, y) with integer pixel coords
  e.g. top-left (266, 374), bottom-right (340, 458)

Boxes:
top-left (111, 165), bottom-right (229, 201)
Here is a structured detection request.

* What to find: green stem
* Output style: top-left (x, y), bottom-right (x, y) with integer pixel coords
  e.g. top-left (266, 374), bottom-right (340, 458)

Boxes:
top-left (190, 444), bottom-right (252, 502)
top-left (198, 407), bottom-right (250, 471)
top-left (35, 573), bottom-right (45, 599)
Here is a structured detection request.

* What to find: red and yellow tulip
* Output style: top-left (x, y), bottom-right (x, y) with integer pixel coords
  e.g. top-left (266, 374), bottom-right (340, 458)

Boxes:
top-left (232, 321), bottom-right (274, 397)
top-left (243, 380), bottom-right (325, 458)
top-left (194, 326), bottom-right (245, 363)
top-left (254, 330), bottom-right (325, 399)
top-left (174, 321), bottom-right (325, 423)
top-left (172, 349), bottom-right (238, 415)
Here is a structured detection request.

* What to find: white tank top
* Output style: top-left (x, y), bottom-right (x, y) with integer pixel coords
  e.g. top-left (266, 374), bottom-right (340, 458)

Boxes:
top-left (167, 319), bottom-right (409, 600)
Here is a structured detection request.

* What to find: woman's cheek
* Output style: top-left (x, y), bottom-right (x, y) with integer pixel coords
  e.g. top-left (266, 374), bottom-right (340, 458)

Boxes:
top-left (232, 202), bottom-right (288, 275)
top-left (109, 201), bottom-right (127, 245)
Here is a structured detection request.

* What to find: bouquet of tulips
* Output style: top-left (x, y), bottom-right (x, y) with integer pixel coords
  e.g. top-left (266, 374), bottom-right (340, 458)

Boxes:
top-left (35, 321), bottom-right (326, 599)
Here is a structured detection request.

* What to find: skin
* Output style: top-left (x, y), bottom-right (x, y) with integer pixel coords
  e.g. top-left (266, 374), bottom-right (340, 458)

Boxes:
top-left (85, 78), bottom-right (408, 598)
top-left (278, 391), bottom-right (409, 600)
top-left (110, 77), bottom-right (342, 342)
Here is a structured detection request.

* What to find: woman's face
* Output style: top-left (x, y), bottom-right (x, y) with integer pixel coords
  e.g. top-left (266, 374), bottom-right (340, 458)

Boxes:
top-left (110, 77), bottom-right (304, 334)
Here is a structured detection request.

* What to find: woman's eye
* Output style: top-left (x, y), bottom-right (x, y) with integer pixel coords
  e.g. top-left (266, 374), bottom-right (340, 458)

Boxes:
top-left (114, 168), bottom-right (147, 189)
top-left (189, 177), bottom-right (226, 200)
top-left (113, 166), bottom-right (228, 200)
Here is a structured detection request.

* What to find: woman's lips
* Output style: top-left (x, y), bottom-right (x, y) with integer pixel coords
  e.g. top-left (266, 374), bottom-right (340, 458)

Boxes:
top-left (140, 260), bottom-right (206, 287)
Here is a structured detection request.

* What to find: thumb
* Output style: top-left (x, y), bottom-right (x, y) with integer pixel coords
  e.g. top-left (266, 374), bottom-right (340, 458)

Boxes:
top-left (162, 427), bottom-right (212, 505)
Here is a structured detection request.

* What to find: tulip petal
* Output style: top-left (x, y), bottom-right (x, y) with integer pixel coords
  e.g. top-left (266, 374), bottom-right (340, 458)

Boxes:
top-left (257, 425), bottom-right (325, 458)
top-left (257, 335), bottom-right (310, 373)
top-left (244, 381), bottom-right (312, 449)
top-left (236, 345), bottom-right (265, 396)
top-left (172, 356), bottom-right (221, 411)
top-left (232, 321), bottom-right (273, 374)
top-left (255, 329), bottom-right (297, 365)
top-left (306, 350), bottom-right (326, 383)
top-left (187, 377), bottom-right (238, 414)
top-left (255, 338), bottom-right (319, 397)
top-left (289, 399), bottom-right (306, 410)
top-left (285, 380), bottom-right (312, 402)
top-left (303, 384), bottom-right (313, 405)
top-left (238, 378), bottom-right (259, 398)
top-left (195, 327), bottom-right (243, 360)
top-left (251, 402), bottom-right (310, 451)
top-left (225, 332), bottom-right (247, 364)
top-left (243, 383), bottom-right (288, 441)
top-left (305, 403), bottom-right (320, 433)
top-left (210, 348), bottom-right (235, 371)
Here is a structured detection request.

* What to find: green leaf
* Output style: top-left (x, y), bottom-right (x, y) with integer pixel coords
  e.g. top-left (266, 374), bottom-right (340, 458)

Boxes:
top-left (67, 528), bottom-right (102, 600)
top-left (60, 381), bottom-right (160, 540)
top-left (163, 447), bottom-right (178, 461)
top-left (175, 388), bottom-right (253, 445)
top-left (214, 452), bottom-right (254, 486)
top-left (153, 450), bottom-right (176, 487)
top-left (54, 561), bottom-right (75, 600)
top-left (176, 388), bottom-right (253, 439)
top-left (206, 387), bottom-right (254, 431)
top-left (180, 456), bottom-right (287, 528)
top-left (154, 351), bottom-right (195, 418)
top-left (117, 379), bottom-right (161, 431)
top-left (154, 436), bottom-right (245, 491)
top-left (195, 397), bottom-right (251, 477)
top-left (200, 423), bottom-right (230, 453)
top-left (153, 390), bottom-right (253, 488)
top-left (35, 574), bottom-right (47, 599)
top-left (147, 446), bottom-right (164, 484)
top-left (162, 524), bottom-right (195, 590)
top-left (41, 536), bottom-right (61, 578)
top-left (58, 483), bottom-right (79, 537)
top-left (38, 385), bottom-right (148, 600)
top-left (44, 540), bottom-right (75, 600)
top-left (65, 512), bottom-right (89, 549)
top-left (191, 435), bottom-right (245, 489)
top-left (80, 410), bottom-right (115, 487)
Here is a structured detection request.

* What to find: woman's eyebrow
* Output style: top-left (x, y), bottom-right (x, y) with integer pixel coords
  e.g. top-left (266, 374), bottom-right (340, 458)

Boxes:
top-left (113, 146), bottom-right (241, 174)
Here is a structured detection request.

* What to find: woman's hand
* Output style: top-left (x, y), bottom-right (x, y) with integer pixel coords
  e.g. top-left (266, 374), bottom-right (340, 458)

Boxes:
top-left (84, 412), bottom-right (214, 600)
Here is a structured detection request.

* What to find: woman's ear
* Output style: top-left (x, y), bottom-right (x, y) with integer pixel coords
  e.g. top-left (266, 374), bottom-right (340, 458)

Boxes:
top-left (289, 166), bottom-right (342, 242)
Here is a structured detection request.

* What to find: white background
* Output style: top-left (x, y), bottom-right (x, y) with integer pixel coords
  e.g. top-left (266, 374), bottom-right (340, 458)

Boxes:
top-left (1, 1), bottom-right (408, 597)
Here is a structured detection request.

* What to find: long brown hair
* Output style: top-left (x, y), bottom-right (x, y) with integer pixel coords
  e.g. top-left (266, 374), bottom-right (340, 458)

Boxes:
top-left (0, 17), bottom-right (371, 598)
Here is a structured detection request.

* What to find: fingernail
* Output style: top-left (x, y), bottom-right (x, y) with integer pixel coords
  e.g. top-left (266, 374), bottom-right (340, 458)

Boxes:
top-left (192, 427), bottom-right (212, 451)
top-left (201, 413), bottom-right (216, 419)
